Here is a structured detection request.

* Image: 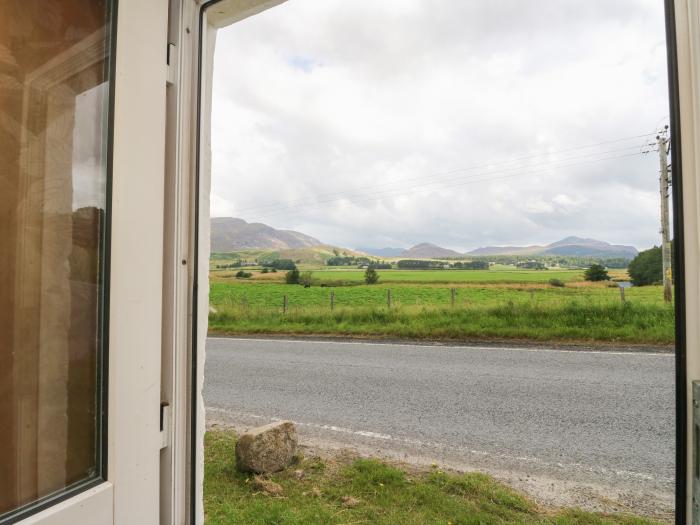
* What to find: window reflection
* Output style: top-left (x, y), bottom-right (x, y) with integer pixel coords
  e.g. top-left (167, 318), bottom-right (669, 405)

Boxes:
top-left (0, 0), bottom-right (112, 516)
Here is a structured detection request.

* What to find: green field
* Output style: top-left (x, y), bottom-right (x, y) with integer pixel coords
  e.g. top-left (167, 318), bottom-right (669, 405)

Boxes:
top-left (209, 281), bottom-right (666, 310)
top-left (205, 430), bottom-right (662, 525)
top-left (211, 267), bottom-right (626, 284)
top-left (208, 265), bottom-right (674, 344)
top-left (307, 268), bottom-right (591, 284)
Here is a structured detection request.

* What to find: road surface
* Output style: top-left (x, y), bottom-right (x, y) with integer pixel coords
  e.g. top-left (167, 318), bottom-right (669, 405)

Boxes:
top-left (204, 337), bottom-right (675, 517)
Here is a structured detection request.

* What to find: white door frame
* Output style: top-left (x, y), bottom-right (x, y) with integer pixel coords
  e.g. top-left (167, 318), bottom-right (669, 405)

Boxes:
top-left (13, 0), bottom-right (170, 524)
top-left (13, 1), bottom-right (698, 524)
top-left (190, 3), bottom-right (697, 524)
top-left (669, 0), bottom-right (700, 521)
top-left (158, 2), bottom-right (288, 523)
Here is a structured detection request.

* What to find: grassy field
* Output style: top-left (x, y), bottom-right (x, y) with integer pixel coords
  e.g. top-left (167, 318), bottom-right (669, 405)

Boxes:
top-left (205, 431), bottom-right (661, 525)
top-left (209, 303), bottom-right (673, 344)
top-left (211, 267), bottom-right (629, 285)
top-left (308, 268), bottom-right (596, 284)
top-left (210, 281), bottom-right (668, 309)
top-left (208, 267), bottom-right (674, 345)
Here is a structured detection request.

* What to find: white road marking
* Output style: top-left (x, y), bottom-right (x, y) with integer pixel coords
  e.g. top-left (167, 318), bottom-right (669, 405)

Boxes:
top-left (207, 336), bottom-right (674, 357)
top-left (206, 406), bottom-right (674, 484)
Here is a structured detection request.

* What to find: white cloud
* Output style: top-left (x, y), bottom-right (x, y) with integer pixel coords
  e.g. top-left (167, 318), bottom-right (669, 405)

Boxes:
top-left (211, 0), bottom-right (669, 251)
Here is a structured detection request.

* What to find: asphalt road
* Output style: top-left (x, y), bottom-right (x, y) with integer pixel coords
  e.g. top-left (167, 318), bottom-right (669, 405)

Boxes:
top-left (204, 337), bottom-right (675, 515)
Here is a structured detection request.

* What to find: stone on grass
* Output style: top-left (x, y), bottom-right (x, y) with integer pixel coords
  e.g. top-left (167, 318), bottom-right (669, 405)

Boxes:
top-left (235, 421), bottom-right (298, 473)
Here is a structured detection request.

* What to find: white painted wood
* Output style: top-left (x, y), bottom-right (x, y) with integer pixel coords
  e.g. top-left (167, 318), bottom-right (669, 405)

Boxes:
top-left (16, 484), bottom-right (113, 525)
top-left (673, 0), bottom-right (700, 519)
top-left (107, 1), bottom-right (170, 525)
top-left (14, 0), bottom-right (168, 523)
top-left (188, 3), bottom-right (287, 523)
top-left (206, 0), bottom-right (287, 29)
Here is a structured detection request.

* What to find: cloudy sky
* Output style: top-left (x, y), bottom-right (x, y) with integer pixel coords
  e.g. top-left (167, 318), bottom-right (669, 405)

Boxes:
top-left (211, 0), bottom-right (669, 252)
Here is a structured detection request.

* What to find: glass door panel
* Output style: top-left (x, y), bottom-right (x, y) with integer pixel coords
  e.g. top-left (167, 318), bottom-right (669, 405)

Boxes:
top-left (0, 0), bottom-right (113, 520)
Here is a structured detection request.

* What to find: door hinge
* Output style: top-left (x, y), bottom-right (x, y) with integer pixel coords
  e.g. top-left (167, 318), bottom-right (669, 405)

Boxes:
top-left (166, 42), bottom-right (177, 86)
top-left (160, 402), bottom-right (172, 449)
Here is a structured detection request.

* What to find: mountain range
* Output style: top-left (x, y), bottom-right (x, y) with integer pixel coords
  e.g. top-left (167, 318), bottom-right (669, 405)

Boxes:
top-left (360, 237), bottom-right (637, 259)
top-left (465, 236), bottom-right (638, 258)
top-left (210, 217), bottom-right (321, 252)
top-left (401, 243), bottom-right (462, 258)
top-left (210, 218), bottom-right (638, 259)
top-left (355, 246), bottom-right (405, 257)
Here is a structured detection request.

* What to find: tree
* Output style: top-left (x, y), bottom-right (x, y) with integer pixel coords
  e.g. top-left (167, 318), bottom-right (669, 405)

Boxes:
top-left (285, 269), bottom-right (300, 284)
top-left (584, 263), bottom-right (610, 282)
top-left (263, 259), bottom-right (297, 271)
top-left (300, 271), bottom-right (313, 287)
top-left (364, 266), bottom-right (379, 285)
top-left (628, 246), bottom-right (662, 286)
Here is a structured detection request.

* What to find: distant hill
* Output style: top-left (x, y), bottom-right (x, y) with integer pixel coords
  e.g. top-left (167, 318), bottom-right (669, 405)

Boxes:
top-left (467, 236), bottom-right (638, 258)
top-left (401, 243), bottom-right (462, 259)
top-left (356, 246), bottom-right (405, 257)
top-left (210, 220), bottom-right (638, 261)
top-left (210, 217), bottom-right (322, 252)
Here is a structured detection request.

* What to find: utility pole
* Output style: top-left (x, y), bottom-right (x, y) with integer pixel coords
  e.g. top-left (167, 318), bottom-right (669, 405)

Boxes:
top-left (657, 128), bottom-right (673, 303)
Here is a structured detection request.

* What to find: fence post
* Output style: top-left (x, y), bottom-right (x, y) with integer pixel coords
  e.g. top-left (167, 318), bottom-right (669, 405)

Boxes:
top-left (451, 287), bottom-right (456, 307)
top-left (387, 289), bottom-right (392, 308)
top-left (330, 290), bottom-right (335, 311)
top-left (283, 294), bottom-right (288, 314)
top-left (619, 286), bottom-right (625, 302)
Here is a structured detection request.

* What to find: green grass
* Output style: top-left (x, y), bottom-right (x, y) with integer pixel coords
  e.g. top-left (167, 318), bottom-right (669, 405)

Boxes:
top-left (205, 430), bottom-right (662, 525)
top-left (208, 274), bottom-right (674, 345)
top-left (210, 267), bottom-right (630, 285)
top-left (307, 268), bottom-right (592, 284)
top-left (210, 281), bottom-right (666, 310)
top-left (209, 301), bottom-right (674, 344)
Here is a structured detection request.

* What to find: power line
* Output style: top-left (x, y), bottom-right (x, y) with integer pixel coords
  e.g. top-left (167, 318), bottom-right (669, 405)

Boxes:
top-left (244, 146), bottom-right (645, 218)
top-left (231, 132), bottom-right (656, 216)
top-left (235, 143), bottom-right (649, 218)
top-left (247, 151), bottom-right (645, 223)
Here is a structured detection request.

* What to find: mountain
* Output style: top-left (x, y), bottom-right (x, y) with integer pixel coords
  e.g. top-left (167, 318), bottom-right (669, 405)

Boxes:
top-left (466, 236), bottom-right (638, 258)
top-left (467, 245), bottom-right (541, 256)
top-left (401, 243), bottom-right (462, 259)
top-left (356, 246), bottom-right (405, 257)
top-left (210, 217), bottom-right (322, 252)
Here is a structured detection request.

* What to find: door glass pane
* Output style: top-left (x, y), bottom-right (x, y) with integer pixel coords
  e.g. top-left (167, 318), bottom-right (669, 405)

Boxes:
top-left (0, 0), bottom-right (112, 517)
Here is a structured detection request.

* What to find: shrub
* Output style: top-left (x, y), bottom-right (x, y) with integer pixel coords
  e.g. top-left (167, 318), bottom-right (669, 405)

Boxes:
top-left (285, 269), bottom-right (300, 284)
top-left (235, 270), bottom-right (251, 279)
top-left (300, 271), bottom-right (314, 287)
top-left (364, 267), bottom-right (379, 285)
top-left (263, 259), bottom-right (297, 271)
top-left (584, 264), bottom-right (610, 282)
top-left (261, 267), bottom-right (269, 274)
top-left (548, 278), bottom-right (565, 287)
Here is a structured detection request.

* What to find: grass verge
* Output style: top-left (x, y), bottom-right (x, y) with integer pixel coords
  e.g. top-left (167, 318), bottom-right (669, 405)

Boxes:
top-left (205, 431), bottom-right (661, 525)
top-left (208, 302), bottom-right (674, 345)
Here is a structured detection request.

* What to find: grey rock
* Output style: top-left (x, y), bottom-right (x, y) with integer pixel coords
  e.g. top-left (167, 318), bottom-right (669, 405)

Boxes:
top-left (235, 421), bottom-right (298, 473)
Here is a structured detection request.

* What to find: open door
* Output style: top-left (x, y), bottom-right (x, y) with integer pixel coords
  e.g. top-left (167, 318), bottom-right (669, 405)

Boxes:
top-left (3, 0), bottom-right (696, 524)
top-left (2, 1), bottom-right (169, 524)
top-left (188, 1), bottom-right (697, 524)
top-left (0, 3), bottom-right (116, 522)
